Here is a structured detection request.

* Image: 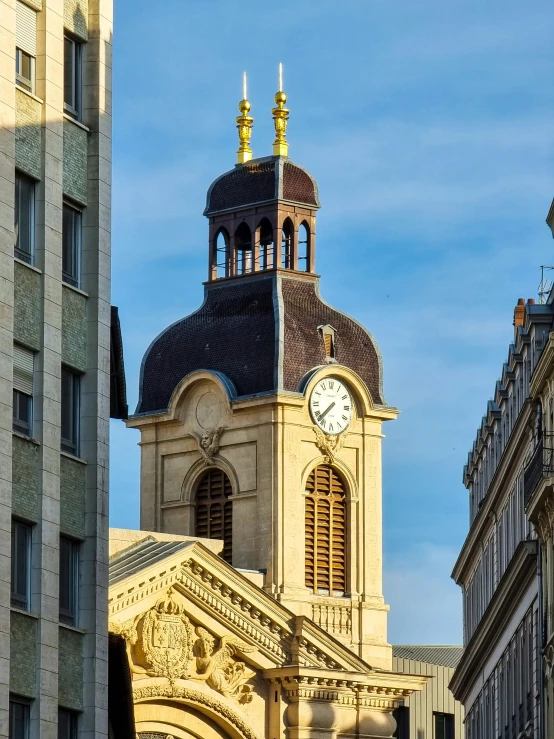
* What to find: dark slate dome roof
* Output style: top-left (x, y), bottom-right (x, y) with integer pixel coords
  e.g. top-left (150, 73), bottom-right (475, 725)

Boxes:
top-left (204, 156), bottom-right (320, 215)
top-left (136, 274), bottom-right (384, 415)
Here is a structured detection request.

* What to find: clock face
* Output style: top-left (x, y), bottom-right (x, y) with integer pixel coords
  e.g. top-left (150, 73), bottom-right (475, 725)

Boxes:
top-left (309, 377), bottom-right (353, 436)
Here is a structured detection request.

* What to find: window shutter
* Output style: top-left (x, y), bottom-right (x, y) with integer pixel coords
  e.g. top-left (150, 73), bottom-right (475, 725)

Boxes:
top-left (194, 468), bottom-right (233, 564)
top-left (13, 345), bottom-right (34, 395)
top-left (16, 1), bottom-right (37, 57)
top-left (305, 465), bottom-right (347, 595)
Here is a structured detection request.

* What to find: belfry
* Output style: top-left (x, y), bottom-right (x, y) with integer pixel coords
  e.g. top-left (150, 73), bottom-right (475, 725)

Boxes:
top-left (110, 74), bottom-right (427, 739)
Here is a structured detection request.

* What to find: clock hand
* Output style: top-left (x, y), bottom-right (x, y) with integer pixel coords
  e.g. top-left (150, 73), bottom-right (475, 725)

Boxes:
top-left (318, 402), bottom-right (336, 422)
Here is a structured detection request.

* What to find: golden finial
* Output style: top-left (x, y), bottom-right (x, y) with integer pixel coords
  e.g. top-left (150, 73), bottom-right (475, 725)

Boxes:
top-left (236, 71), bottom-right (253, 164)
top-left (272, 62), bottom-right (289, 157)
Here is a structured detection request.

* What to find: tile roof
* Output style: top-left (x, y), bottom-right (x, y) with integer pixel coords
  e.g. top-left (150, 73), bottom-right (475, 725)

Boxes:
top-left (109, 538), bottom-right (192, 586)
top-left (392, 645), bottom-right (464, 668)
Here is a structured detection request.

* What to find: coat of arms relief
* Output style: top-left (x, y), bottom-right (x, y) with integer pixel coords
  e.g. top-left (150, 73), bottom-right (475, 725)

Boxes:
top-left (111, 588), bottom-right (256, 703)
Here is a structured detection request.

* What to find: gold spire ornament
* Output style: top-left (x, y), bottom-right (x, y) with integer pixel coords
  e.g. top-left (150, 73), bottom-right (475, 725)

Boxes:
top-left (236, 71), bottom-right (253, 164)
top-left (272, 62), bottom-right (289, 157)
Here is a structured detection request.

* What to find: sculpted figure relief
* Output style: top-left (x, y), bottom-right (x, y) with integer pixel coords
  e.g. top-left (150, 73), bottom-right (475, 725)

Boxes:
top-left (111, 588), bottom-right (256, 702)
top-left (194, 627), bottom-right (256, 703)
top-left (314, 426), bottom-right (346, 462)
top-left (190, 427), bottom-right (225, 465)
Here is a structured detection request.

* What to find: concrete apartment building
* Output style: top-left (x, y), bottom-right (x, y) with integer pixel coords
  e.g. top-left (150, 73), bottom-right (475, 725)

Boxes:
top-left (450, 296), bottom-right (554, 738)
top-left (0, 0), bottom-right (121, 738)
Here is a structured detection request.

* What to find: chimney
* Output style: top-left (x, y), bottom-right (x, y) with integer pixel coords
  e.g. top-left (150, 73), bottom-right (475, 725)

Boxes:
top-left (513, 298), bottom-right (525, 337)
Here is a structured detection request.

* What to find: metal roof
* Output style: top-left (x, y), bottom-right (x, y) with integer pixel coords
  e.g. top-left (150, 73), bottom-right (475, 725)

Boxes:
top-left (109, 538), bottom-right (193, 586)
top-left (392, 645), bottom-right (464, 668)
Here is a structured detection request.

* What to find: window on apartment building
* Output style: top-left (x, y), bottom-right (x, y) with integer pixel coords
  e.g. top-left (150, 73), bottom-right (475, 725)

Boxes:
top-left (61, 368), bottom-right (80, 455)
top-left (58, 708), bottom-right (78, 739)
top-left (14, 173), bottom-right (35, 264)
top-left (9, 698), bottom-right (30, 739)
top-left (15, 0), bottom-right (36, 93)
top-left (62, 203), bottom-right (82, 287)
top-left (434, 712), bottom-right (455, 739)
top-left (64, 35), bottom-right (82, 120)
top-left (59, 536), bottom-right (79, 626)
top-left (15, 49), bottom-right (35, 93)
top-left (11, 520), bottom-right (31, 610)
top-left (13, 345), bottom-right (34, 436)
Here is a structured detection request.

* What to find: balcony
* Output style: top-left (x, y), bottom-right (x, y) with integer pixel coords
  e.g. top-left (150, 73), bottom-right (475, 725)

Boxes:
top-left (524, 433), bottom-right (554, 508)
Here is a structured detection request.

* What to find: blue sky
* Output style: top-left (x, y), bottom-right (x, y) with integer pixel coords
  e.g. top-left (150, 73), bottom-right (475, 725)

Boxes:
top-left (110, 0), bottom-right (554, 644)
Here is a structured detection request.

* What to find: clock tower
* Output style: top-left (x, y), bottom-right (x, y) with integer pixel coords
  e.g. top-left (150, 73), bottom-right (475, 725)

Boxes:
top-left (127, 85), bottom-right (398, 671)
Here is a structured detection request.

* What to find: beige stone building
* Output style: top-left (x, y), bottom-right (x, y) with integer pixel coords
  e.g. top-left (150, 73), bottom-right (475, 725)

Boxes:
top-left (108, 89), bottom-right (464, 739)
top-left (0, 0), bottom-right (128, 738)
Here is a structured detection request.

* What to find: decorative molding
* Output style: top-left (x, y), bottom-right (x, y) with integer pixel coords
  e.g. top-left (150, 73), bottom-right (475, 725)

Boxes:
top-left (133, 684), bottom-right (260, 739)
top-left (188, 427), bottom-right (225, 465)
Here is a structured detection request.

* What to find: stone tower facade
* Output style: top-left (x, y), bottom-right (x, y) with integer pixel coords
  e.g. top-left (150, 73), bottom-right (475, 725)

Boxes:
top-left (128, 151), bottom-right (397, 671)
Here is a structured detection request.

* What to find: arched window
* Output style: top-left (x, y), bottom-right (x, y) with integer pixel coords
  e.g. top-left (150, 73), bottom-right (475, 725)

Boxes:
top-left (214, 228), bottom-right (229, 278)
top-left (195, 468), bottom-right (233, 563)
top-left (305, 465), bottom-right (346, 596)
top-left (281, 218), bottom-right (294, 269)
top-left (298, 221), bottom-right (310, 271)
top-left (258, 218), bottom-right (274, 270)
top-left (234, 223), bottom-right (252, 275)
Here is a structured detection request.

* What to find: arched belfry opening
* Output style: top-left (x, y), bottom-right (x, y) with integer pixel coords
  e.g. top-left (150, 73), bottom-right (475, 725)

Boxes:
top-left (195, 468), bottom-right (233, 564)
top-left (305, 465), bottom-right (347, 597)
top-left (213, 228), bottom-right (229, 279)
top-left (234, 222), bottom-right (253, 275)
top-left (281, 218), bottom-right (294, 269)
top-left (258, 218), bottom-right (274, 271)
top-left (298, 221), bottom-right (310, 272)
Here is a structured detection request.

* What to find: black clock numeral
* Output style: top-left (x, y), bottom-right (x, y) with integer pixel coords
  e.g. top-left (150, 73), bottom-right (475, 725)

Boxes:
top-left (342, 394), bottom-right (348, 400)
top-left (321, 382), bottom-right (326, 391)
top-left (342, 415), bottom-right (348, 421)
top-left (321, 419), bottom-right (326, 428)
top-left (329, 381), bottom-right (334, 389)
top-left (312, 401), bottom-right (319, 407)
top-left (329, 423), bottom-right (334, 432)
top-left (344, 405), bottom-right (350, 411)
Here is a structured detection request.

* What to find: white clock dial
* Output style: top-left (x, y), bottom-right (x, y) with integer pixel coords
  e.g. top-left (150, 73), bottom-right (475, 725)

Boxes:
top-left (309, 377), bottom-right (353, 436)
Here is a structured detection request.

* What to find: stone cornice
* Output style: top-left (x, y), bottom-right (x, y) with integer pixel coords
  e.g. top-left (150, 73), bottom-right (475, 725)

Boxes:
top-left (453, 401), bottom-right (532, 583)
top-left (109, 538), bottom-right (375, 675)
top-left (529, 333), bottom-right (554, 398)
top-left (450, 540), bottom-right (537, 703)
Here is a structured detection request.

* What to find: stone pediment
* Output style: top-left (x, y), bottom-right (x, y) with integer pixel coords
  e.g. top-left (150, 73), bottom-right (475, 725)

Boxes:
top-left (108, 534), bottom-right (376, 677)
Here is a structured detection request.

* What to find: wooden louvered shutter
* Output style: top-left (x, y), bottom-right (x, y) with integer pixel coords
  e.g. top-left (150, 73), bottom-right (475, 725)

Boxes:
top-left (194, 468), bottom-right (233, 564)
top-left (305, 465), bottom-right (347, 596)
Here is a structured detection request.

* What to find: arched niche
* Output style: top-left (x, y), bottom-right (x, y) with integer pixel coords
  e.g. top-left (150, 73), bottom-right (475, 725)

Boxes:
top-left (298, 221), bottom-right (310, 272)
top-left (234, 222), bottom-right (253, 275)
top-left (281, 217), bottom-right (294, 269)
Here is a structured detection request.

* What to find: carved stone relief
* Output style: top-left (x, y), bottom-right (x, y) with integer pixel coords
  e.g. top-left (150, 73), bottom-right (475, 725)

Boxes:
top-left (189, 427), bottom-right (225, 466)
top-left (313, 427), bottom-right (346, 463)
top-left (110, 588), bottom-right (256, 702)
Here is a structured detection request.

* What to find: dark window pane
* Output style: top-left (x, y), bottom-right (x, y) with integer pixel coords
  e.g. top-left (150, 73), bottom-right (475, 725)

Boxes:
top-left (61, 370), bottom-right (79, 455)
top-left (13, 390), bottom-right (32, 436)
top-left (64, 37), bottom-right (74, 108)
top-left (14, 174), bottom-right (34, 262)
top-left (11, 521), bottom-right (31, 610)
top-left (9, 700), bottom-right (30, 739)
top-left (62, 205), bottom-right (80, 286)
top-left (58, 708), bottom-right (78, 739)
top-left (59, 536), bottom-right (78, 625)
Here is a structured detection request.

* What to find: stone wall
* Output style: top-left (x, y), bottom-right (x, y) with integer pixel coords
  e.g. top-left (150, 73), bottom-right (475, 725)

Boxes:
top-left (14, 261), bottom-right (41, 350)
top-left (15, 89), bottom-right (41, 180)
top-left (60, 455), bottom-right (86, 538)
top-left (62, 286), bottom-right (87, 371)
top-left (58, 627), bottom-right (83, 709)
top-left (12, 436), bottom-right (39, 522)
top-left (10, 612), bottom-right (37, 697)
top-left (63, 119), bottom-right (88, 205)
